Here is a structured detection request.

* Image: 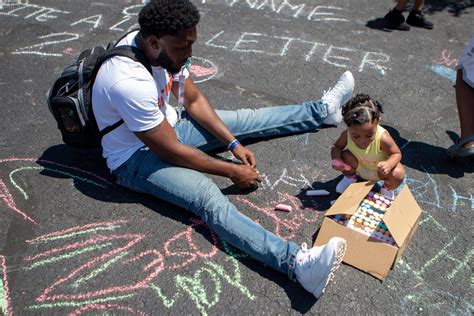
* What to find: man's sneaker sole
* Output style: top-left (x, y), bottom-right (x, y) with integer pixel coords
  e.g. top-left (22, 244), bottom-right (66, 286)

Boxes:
top-left (312, 237), bottom-right (347, 298)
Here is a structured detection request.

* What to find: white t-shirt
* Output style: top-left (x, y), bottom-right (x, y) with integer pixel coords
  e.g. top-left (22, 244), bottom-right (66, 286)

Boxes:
top-left (92, 31), bottom-right (189, 171)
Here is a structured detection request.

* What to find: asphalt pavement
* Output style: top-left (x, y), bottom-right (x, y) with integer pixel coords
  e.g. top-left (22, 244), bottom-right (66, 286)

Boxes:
top-left (0, 0), bottom-right (473, 315)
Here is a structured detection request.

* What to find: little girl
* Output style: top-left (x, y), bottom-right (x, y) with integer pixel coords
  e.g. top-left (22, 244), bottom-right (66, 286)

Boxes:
top-left (330, 94), bottom-right (405, 199)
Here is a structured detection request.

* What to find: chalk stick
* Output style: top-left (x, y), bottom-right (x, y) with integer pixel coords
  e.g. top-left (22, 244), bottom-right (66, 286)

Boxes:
top-left (306, 189), bottom-right (330, 196)
top-left (275, 204), bottom-right (292, 212)
top-left (218, 155), bottom-right (242, 164)
top-left (331, 159), bottom-right (352, 171)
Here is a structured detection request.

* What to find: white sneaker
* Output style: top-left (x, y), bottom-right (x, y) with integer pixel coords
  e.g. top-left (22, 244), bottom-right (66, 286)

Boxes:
top-left (295, 237), bottom-right (347, 299)
top-left (380, 186), bottom-right (395, 200)
top-left (336, 175), bottom-right (357, 194)
top-left (322, 71), bottom-right (355, 125)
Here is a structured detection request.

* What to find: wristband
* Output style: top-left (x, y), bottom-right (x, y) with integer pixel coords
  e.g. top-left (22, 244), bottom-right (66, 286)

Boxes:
top-left (227, 139), bottom-right (240, 151)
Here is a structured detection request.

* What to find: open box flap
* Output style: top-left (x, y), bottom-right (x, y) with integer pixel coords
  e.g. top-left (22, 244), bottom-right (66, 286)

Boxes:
top-left (325, 181), bottom-right (374, 217)
top-left (315, 218), bottom-right (399, 280)
top-left (383, 185), bottom-right (422, 247)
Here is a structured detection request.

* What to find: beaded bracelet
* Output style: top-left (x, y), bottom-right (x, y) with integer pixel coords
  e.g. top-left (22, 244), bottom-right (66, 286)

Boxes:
top-left (227, 139), bottom-right (240, 151)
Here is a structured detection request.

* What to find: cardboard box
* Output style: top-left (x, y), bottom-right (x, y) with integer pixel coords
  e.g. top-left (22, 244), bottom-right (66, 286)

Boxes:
top-left (314, 181), bottom-right (422, 280)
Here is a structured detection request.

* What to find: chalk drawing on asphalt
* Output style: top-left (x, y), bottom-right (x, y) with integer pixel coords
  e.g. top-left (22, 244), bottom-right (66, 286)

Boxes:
top-left (206, 31), bottom-right (390, 75)
top-left (0, 255), bottom-right (12, 316)
top-left (0, 156), bottom-right (472, 314)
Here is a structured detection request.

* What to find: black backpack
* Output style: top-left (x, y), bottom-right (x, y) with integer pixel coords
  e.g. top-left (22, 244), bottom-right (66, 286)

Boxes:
top-left (47, 33), bottom-right (152, 149)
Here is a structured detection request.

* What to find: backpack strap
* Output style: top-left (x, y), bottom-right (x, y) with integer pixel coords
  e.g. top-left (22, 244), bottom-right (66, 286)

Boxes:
top-left (99, 118), bottom-right (125, 137)
top-left (93, 44), bottom-right (153, 137)
top-left (93, 45), bottom-right (153, 79)
top-left (106, 28), bottom-right (140, 50)
top-left (99, 45), bottom-right (153, 75)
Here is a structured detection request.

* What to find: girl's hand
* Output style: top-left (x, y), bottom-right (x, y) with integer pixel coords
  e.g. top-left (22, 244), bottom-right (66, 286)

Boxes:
top-left (377, 161), bottom-right (391, 177)
top-left (332, 159), bottom-right (352, 172)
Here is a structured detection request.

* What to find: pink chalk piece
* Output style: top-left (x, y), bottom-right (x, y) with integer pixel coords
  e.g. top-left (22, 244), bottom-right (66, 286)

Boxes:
top-left (62, 47), bottom-right (75, 55)
top-left (331, 159), bottom-right (352, 171)
top-left (1, 255), bottom-right (12, 316)
top-left (275, 204), bottom-right (292, 212)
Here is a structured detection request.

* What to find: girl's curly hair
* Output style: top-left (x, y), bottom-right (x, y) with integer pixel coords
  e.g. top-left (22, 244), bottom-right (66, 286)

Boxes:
top-left (342, 93), bottom-right (384, 127)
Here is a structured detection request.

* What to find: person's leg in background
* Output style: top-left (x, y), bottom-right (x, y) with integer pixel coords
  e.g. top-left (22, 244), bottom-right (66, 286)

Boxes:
top-left (455, 69), bottom-right (474, 147)
top-left (394, 0), bottom-right (411, 11)
top-left (383, 0), bottom-right (433, 30)
top-left (447, 38), bottom-right (474, 159)
top-left (406, 0), bottom-right (434, 29)
top-left (383, 0), bottom-right (411, 31)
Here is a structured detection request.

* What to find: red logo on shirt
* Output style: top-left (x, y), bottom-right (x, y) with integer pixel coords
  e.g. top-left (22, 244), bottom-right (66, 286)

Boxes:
top-left (156, 76), bottom-right (173, 109)
top-left (166, 77), bottom-right (173, 95)
top-left (157, 96), bottom-right (164, 109)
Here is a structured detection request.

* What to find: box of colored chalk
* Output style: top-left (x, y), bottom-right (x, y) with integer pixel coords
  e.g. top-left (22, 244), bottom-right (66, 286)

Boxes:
top-left (314, 181), bottom-right (422, 280)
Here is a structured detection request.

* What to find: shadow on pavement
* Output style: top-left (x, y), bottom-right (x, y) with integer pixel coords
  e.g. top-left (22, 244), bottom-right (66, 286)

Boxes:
top-left (367, 1), bottom-right (473, 32)
top-left (366, 18), bottom-right (395, 32)
top-left (37, 144), bottom-right (210, 238)
top-left (425, 0), bottom-right (474, 16)
top-left (384, 125), bottom-right (474, 177)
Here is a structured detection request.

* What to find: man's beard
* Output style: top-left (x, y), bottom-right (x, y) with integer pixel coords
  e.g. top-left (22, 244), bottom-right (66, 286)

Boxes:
top-left (155, 50), bottom-right (182, 74)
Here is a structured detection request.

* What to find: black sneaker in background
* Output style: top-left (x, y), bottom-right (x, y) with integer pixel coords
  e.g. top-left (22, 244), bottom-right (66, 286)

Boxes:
top-left (383, 9), bottom-right (411, 31)
top-left (406, 11), bottom-right (434, 29)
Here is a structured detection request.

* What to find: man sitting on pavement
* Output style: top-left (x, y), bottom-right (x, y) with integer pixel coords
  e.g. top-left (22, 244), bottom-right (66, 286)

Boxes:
top-left (92, 0), bottom-right (355, 299)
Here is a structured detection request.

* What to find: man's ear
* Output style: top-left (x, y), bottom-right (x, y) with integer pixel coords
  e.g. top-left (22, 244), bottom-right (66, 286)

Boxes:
top-left (148, 35), bottom-right (161, 51)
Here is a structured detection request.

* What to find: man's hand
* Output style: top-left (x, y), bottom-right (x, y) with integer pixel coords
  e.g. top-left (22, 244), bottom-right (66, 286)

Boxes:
top-left (377, 161), bottom-right (392, 178)
top-left (230, 164), bottom-right (261, 189)
top-left (231, 145), bottom-right (257, 168)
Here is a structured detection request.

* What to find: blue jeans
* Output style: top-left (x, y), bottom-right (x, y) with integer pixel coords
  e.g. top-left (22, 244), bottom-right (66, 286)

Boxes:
top-left (112, 101), bottom-right (328, 280)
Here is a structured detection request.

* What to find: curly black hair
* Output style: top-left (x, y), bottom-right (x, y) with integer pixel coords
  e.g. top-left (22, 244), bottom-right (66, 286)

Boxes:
top-left (342, 93), bottom-right (384, 127)
top-left (138, 0), bottom-right (200, 38)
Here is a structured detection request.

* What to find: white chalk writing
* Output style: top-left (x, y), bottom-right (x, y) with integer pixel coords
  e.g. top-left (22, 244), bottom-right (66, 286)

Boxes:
top-left (206, 31), bottom-right (390, 75)
top-left (0, 2), bottom-right (68, 22)
top-left (12, 32), bottom-right (80, 57)
top-left (200, 0), bottom-right (348, 22)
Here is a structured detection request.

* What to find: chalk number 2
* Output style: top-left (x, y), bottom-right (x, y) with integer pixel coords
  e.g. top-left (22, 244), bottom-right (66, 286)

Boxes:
top-left (12, 32), bottom-right (80, 57)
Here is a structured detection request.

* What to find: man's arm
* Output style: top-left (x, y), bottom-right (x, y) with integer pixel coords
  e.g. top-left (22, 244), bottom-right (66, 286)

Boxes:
top-left (172, 77), bottom-right (256, 168)
top-left (134, 119), bottom-right (261, 189)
